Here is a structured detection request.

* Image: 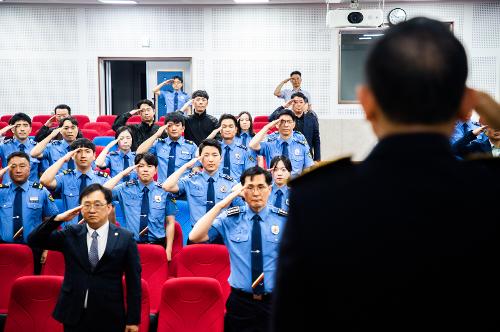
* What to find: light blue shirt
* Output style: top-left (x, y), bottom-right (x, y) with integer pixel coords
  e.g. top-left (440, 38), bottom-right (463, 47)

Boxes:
top-left (220, 140), bottom-right (257, 181)
top-left (235, 132), bottom-right (253, 148)
top-left (177, 171), bottom-right (244, 226)
top-left (149, 136), bottom-right (197, 183)
top-left (54, 169), bottom-right (109, 226)
top-left (0, 181), bottom-right (58, 243)
top-left (103, 150), bottom-right (137, 182)
top-left (112, 180), bottom-right (175, 241)
top-left (159, 90), bottom-right (190, 114)
top-left (450, 120), bottom-right (484, 144)
top-left (258, 135), bottom-right (314, 177)
top-left (0, 138), bottom-right (42, 183)
top-left (269, 184), bottom-right (290, 211)
top-left (208, 204), bottom-right (287, 293)
top-left (42, 139), bottom-right (73, 173)
top-left (278, 88), bottom-right (312, 103)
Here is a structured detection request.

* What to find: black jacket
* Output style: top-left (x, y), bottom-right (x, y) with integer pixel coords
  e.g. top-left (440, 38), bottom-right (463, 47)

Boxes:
top-left (28, 217), bottom-right (141, 330)
top-left (452, 130), bottom-right (493, 158)
top-left (272, 133), bottom-right (500, 331)
top-left (269, 106), bottom-right (321, 160)
top-left (35, 125), bottom-right (83, 142)
top-left (184, 111), bottom-right (218, 146)
top-left (112, 112), bottom-right (160, 151)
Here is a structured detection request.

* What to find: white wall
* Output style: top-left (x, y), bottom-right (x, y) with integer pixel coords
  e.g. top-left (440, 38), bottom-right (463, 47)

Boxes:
top-left (0, 2), bottom-right (498, 160)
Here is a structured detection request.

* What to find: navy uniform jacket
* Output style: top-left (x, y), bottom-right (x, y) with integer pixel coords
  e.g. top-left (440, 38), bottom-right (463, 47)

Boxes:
top-left (273, 133), bottom-right (500, 331)
top-left (28, 217), bottom-right (141, 329)
top-left (0, 181), bottom-right (58, 243)
top-left (269, 106), bottom-right (321, 161)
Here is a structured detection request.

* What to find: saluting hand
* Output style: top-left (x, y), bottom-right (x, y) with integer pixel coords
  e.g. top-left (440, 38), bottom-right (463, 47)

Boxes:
top-left (186, 156), bottom-right (202, 169)
top-left (266, 119), bottom-right (281, 129)
top-left (156, 124), bottom-right (169, 136)
top-left (62, 148), bottom-right (82, 163)
top-left (121, 164), bottom-right (138, 176)
top-left (283, 99), bottom-right (294, 109)
top-left (124, 325), bottom-right (139, 332)
top-left (129, 109), bottom-right (141, 116)
top-left (50, 127), bottom-right (62, 137)
top-left (218, 185), bottom-right (246, 209)
top-left (45, 114), bottom-right (58, 127)
top-left (0, 124), bottom-right (16, 136)
top-left (54, 205), bottom-right (83, 222)
top-left (472, 125), bottom-right (488, 136)
top-left (0, 164), bottom-right (11, 177)
top-left (473, 90), bottom-right (500, 129)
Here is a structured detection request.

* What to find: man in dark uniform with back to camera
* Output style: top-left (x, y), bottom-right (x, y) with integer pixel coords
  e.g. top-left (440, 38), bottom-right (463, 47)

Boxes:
top-left (272, 17), bottom-right (500, 332)
top-left (28, 184), bottom-right (141, 332)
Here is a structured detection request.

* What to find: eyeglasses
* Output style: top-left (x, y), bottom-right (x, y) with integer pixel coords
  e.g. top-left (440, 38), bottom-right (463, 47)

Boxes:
top-left (245, 185), bottom-right (269, 193)
top-left (81, 201), bottom-right (108, 211)
top-left (280, 120), bottom-right (294, 125)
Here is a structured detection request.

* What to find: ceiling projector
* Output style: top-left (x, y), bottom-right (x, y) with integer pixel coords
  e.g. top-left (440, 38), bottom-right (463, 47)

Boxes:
top-left (326, 8), bottom-right (384, 28)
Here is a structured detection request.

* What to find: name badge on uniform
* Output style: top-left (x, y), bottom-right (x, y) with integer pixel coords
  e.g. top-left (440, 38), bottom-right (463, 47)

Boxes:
top-left (181, 150), bottom-right (190, 155)
top-left (154, 195), bottom-right (162, 203)
top-left (294, 148), bottom-right (300, 156)
top-left (235, 153), bottom-right (240, 160)
top-left (285, 199), bottom-right (289, 206)
top-left (220, 185), bottom-right (227, 193)
top-left (29, 196), bottom-right (39, 203)
top-left (271, 225), bottom-right (280, 235)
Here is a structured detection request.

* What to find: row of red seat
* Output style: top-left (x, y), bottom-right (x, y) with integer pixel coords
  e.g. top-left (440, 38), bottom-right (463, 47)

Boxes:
top-left (3, 275), bottom-right (224, 332)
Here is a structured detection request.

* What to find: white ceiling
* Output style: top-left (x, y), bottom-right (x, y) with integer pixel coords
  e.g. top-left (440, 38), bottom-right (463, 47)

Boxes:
top-left (0, 0), bottom-right (444, 5)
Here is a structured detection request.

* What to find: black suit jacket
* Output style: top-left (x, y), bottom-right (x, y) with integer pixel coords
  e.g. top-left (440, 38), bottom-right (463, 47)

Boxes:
top-left (272, 134), bottom-right (500, 331)
top-left (269, 106), bottom-right (321, 160)
top-left (28, 217), bottom-right (141, 329)
top-left (112, 112), bottom-right (160, 151)
top-left (452, 130), bottom-right (493, 158)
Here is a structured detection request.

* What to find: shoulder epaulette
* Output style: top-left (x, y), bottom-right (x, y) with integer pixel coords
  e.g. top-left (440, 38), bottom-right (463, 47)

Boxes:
top-left (62, 169), bottom-right (74, 175)
top-left (109, 151), bottom-right (118, 155)
top-left (48, 194), bottom-right (55, 202)
top-left (155, 182), bottom-right (163, 188)
top-left (267, 135), bottom-right (278, 142)
top-left (96, 171), bottom-right (109, 178)
top-left (188, 171), bottom-right (200, 178)
top-left (293, 137), bottom-right (307, 146)
top-left (236, 144), bottom-right (247, 151)
top-left (185, 139), bottom-right (195, 145)
top-left (3, 138), bottom-right (13, 144)
top-left (126, 179), bottom-right (138, 186)
top-left (32, 182), bottom-right (43, 189)
top-left (157, 137), bottom-right (166, 143)
top-left (51, 140), bottom-right (62, 145)
top-left (271, 206), bottom-right (288, 217)
top-left (29, 138), bottom-right (38, 145)
top-left (220, 173), bottom-right (235, 182)
top-left (226, 206), bottom-right (241, 216)
top-left (290, 156), bottom-right (353, 185)
top-left (0, 183), bottom-right (10, 189)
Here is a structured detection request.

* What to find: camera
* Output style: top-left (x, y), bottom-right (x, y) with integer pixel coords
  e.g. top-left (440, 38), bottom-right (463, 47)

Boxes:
top-left (326, 8), bottom-right (384, 28)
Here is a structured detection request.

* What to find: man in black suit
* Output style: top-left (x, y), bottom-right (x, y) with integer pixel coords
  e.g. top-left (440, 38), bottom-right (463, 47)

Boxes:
top-left (28, 184), bottom-right (141, 332)
top-left (452, 125), bottom-right (500, 158)
top-left (272, 18), bottom-right (500, 331)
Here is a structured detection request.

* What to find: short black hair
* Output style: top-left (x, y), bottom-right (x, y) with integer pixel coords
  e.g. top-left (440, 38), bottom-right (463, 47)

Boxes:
top-left (70, 138), bottom-right (95, 152)
top-left (236, 111), bottom-right (255, 137)
top-left (218, 114), bottom-right (238, 127)
top-left (115, 126), bottom-right (133, 141)
top-left (276, 109), bottom-right (297, 122)
top-left (9, 113), bottom-right (31, 126)
top-left (270, 155), bottom-right (292, 173)
top-left (290, 71), bottom-right (302, 77)
top-left (290, 92), bottom-right (308, 103)
top-left (54, 104), bottom-right (71, 114)
top-left (136, 99), bottom-right (154, 109)
top-left (192, 90), bottom-right (209, 100)
top-left (135, 152), bottom-right (158, 167)
top-left (79, 183), bottom-right (113, 204)
top-left (7, 151), bottom-right (30, 164)
top-left (164, 112), bottom-right (185, 126)
top-left (59, 116), bottom-right (78, 128)
top-left (240, 166), bottom-right (272, 186)
top-left (366, 17), bottom-right (468, 124)
top-left (199, 139), bottom-right (221, 155)
top-left (172, 75), bottom-right (183, 83)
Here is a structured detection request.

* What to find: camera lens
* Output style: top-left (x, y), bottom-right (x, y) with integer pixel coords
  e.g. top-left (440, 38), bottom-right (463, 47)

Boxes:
top-left (347, 12), bottom-right (364, 24)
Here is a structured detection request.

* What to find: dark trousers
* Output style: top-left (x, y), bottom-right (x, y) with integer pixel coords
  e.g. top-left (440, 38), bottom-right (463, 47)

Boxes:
top-left (224, 289), bottom-right (272, 332)
top-left (63, 309), bottom-right (124, 332)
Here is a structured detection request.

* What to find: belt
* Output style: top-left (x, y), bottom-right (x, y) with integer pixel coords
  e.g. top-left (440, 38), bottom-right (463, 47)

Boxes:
top-left (231, 287), bottom-right (272, 301)
top-left (138, 237), bottom-right (165, 246)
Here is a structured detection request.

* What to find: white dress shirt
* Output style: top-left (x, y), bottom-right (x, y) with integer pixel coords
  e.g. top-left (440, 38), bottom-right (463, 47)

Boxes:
top-left (84, 221), bottom-right (109, 308)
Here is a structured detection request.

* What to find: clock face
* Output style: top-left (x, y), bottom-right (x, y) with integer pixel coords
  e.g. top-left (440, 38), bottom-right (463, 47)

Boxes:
top-left (388, 8), bottom-right (407, 25)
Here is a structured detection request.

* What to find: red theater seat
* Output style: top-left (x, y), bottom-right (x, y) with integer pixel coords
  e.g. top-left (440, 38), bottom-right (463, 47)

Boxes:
top-left (41, 250), bottom-right (65, 276)
top-left (83, 122), bottom-right (112, 135)
top-left (0, 244), bottom-right (33, 314)
top-left (157, 277), bottom-right (224, 332)
top-left (72, 115), bottom-right (90, 128)
top-left (30, 121), bottom-right (43, 136)
top-left (4, 276), bottom-right (63, 332)
top-left (81, 129), bottom-right (99, 140)
top-left (0, 121), bottom-right (13, 138)
top-left (104, 129), bottom-right (116, 136)
top-left (175, 244), bottom-right (231, 304)
top-left (32, 115), bottom-right (52, 124)
top-left (127, 115), bottom-right (141, 124)
top-left (0, 115), bottom-right (13, 123)
top-left (159, 116), bottom-right (165, 123)
top-left (96, 115), bottom-right (117, 126)
top-left (137, 244), bottom-right (168, 314)
top-left (123, 278), bottom-right (150, 332)
top-left (168, 221), bottom-right (184, 277)
top-left (254, 115), bottom-right (268, 122)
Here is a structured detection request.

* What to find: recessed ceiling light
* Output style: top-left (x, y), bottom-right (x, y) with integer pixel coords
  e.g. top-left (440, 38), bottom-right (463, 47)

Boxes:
top-left (98, 0), bottom-right (137, 4)
top-left (234, 0), bottom-right (270, 3)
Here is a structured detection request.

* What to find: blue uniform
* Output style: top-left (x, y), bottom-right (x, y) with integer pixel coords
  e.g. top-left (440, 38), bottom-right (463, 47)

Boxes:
top-left (149, 136), bottom-right (197, 183)
top-left (112, 180), bottom-right (175, 242)
top-left (207, 204), bottom-right (287, 293)
top-left (0, 181), bottom-right (58, 243)
top-left (41, 139), bottom-right (73, 174)
top-left (159, 90), bottom-right (190, 115)
top-left (450, 120), bottom-right (484, 144)
top-left (269, 184), bottom-right (290, 212)
top-left (177, 171), bottom-right (244, 226)
top-left (257, 135), bottom-right (314, 177)
top-left (102, 150), bottom-right (137, 182)
top-left (235, 132), bottom-right (253, 148)
top-left (0, 138), bottom-right (42, 183)
top-left (54, 169), bottom-right (109, 226)
top-left (220, 140), bottom-right (257, 181)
